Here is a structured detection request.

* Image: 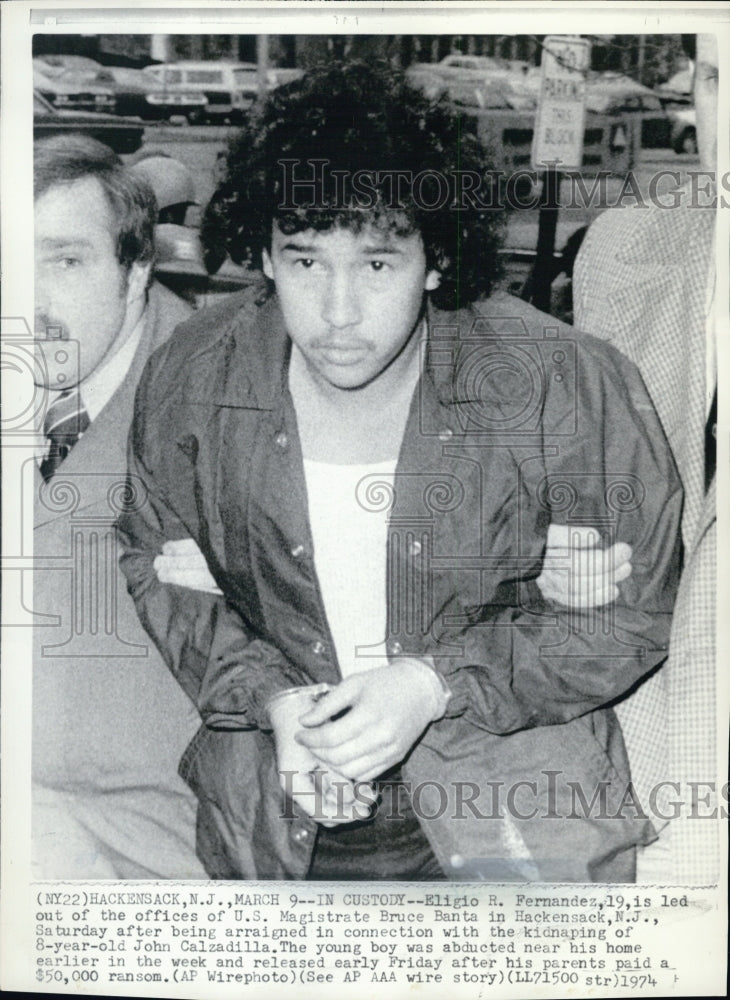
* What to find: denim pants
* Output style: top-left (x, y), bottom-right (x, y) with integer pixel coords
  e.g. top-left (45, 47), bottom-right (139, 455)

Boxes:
top-left (307, 768), bottom-right (445, 881)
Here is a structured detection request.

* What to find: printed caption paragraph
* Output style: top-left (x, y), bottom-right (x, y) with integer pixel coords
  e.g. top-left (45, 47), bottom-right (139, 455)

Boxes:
top-left (29, 883), bottom-right (721, 997)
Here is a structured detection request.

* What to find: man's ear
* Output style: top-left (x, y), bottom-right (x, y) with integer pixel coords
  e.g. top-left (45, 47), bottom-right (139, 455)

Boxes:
top-left (425, 268), bottom-right (442, 292)
top-left (262, 248), bottom-right (274, 281)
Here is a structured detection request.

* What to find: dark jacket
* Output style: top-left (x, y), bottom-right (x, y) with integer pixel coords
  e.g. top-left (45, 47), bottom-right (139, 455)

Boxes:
top-left (120, 287), bottom-right (682, 882)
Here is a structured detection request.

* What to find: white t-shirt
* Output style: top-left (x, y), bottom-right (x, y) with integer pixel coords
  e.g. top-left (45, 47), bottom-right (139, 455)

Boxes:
top-left (303, 458), bottom-right (397, 677)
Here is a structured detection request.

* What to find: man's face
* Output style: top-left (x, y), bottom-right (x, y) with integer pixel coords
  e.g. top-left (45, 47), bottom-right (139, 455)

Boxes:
top-left (694, 33), bottom-right (719, 172)
top-left (262, 223), bottom-right (441, 391)
top-left (34, 175), bottom-right (148, 390)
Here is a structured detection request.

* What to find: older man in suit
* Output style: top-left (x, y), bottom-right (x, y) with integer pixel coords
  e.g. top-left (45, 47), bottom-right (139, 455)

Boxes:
top-left (32, 134), bottom-right (206, 878)
top-left (571, 34), bottom-right (719, 882)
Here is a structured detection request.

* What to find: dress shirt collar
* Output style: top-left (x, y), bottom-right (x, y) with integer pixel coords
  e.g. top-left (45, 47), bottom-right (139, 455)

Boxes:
top-left (80, 307), bottom-right (147, 422)
top-left (36, 306), bottom-right (147, 460)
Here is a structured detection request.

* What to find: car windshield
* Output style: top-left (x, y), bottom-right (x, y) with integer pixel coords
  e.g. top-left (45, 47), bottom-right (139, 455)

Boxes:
top-left (33, 66), bottom-right (57, 82)
top-left (36, 55), bottom-right (102, 74)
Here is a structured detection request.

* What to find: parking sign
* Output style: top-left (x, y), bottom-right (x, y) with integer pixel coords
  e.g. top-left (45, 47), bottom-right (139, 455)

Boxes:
top-left (532, 35), bottom-right (591, 170)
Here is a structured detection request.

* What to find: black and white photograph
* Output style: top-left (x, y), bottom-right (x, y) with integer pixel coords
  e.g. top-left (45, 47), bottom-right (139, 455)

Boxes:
top-left (1, 3), bottom-right (727, 997)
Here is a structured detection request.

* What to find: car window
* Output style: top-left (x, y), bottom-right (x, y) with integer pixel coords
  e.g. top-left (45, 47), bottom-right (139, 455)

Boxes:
top-left (233, 68), bottom-right (258, 85)
top-left (186, 70), bottom-right (224, 84)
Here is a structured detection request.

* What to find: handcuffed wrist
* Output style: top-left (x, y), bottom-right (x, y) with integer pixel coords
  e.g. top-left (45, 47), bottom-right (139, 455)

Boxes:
top-left (397, 656), bottom-right (453, 721)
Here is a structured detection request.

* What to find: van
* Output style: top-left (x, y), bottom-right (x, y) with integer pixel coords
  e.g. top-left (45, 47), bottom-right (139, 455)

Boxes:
top-left (147, 61), bottom-right (262, 122)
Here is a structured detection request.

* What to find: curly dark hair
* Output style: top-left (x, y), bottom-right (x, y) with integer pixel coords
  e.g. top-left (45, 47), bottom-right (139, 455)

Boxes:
top-left (201, 61), bottom-right (506, 310)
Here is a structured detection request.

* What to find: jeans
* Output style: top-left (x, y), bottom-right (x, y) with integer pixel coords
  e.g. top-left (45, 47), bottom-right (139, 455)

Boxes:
top-left (307, 768), bottom-right (445, 880)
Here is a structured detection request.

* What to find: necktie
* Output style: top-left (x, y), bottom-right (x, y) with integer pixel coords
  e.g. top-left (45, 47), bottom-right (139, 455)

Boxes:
top-left (40, 387), bottom-right (90, 482)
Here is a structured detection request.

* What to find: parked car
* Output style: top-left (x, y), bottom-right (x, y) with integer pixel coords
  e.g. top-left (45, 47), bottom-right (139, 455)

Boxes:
top-left (583, 74), bottom-right (671, 149)
top-left (33, 89), bottom-right (144, 155)
top-left (33, 64), bottom-right (116, 114)
top-left (68, 66), bottom-right (208, 122)
top-left (408, 53), bottom-right (509, 91)
top-left (408, 61), bottom-right (535, 111)
top-left (146, 61), bottom-right (263, 122)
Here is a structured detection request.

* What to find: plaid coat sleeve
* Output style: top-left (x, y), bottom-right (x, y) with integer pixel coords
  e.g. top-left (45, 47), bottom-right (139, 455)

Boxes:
top-left (574, 202), bottom-right (718, 882)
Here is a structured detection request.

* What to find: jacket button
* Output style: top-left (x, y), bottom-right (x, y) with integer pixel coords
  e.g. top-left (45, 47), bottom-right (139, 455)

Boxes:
top-left (293, 827), bottom-right (310, 843)
top-left (388, 641), bottom-right (403, 656)
top-left (275, 432), bottom-right (288, 448)
top-left (312, 641), bottom-right (326, 656)
top-left (291, 543), bottom-right (305, 558)
top-left (438, 427), bottom-right (453, 441)
top-left (409, 540), bottom-right (422, 557)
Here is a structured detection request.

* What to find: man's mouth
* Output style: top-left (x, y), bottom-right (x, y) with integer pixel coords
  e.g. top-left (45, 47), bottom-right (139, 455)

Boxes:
top-left (316, 341), bottom-right (370, 365)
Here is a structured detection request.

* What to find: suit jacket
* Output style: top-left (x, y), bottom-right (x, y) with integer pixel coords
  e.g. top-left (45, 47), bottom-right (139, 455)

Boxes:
top-left (574, 201), bottom-right (717, 882)
top-left (32, 282), bottom-right (207, 879)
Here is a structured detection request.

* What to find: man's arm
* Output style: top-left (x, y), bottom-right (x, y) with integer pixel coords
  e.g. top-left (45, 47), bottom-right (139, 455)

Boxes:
top-left (419, 334), bottom-right (683, 736)
top-left (118, 349), bottom-right (308, 732)
top-left (155, 527), bottom-right (634, 607)
top-left (154, 538), bottom-right (223, 594)
top-left (537, 525), bottom-right (633, 606)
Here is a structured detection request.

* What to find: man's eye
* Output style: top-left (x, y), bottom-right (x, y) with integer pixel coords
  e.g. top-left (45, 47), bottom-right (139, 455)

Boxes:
top-left (58, 257), bottom-right (80, 269)
top-left (369, 260), bottom-right (387, 272)
top-left (295, 258), bottom-right (315, 269)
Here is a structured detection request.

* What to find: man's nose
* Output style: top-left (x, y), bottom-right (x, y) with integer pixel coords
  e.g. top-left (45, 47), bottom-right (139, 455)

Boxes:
top-left (321, 270), bottom-right (361, 329)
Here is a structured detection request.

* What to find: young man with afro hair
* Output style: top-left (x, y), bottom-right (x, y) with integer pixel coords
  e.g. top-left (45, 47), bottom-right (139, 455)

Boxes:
top-left (121, 62), bottom-right (682, 882)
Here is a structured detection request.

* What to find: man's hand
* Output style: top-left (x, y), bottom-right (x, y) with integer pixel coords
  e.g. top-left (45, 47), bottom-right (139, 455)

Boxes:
top-left (537, 524), bottom-right (632, 608)
top-left (295, 659), bottom-right (443, 783)
top-left (275, 734), bottom-right (370, 828)
top-left (153, 538), bottom-right (222, 595)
